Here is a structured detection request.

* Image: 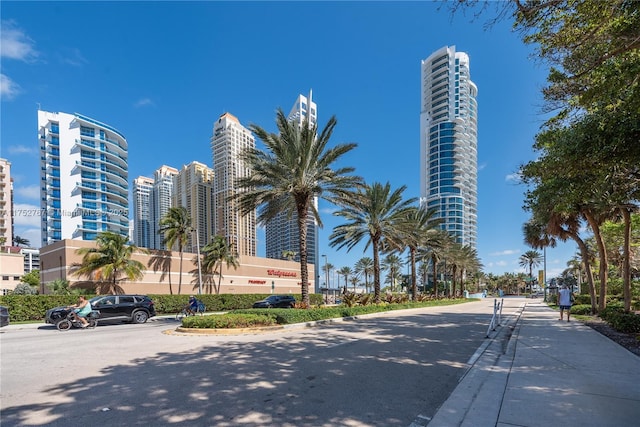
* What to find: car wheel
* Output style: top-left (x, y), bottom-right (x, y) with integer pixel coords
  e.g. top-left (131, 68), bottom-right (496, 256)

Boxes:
top-left (131, 310), bottom-right (149, 324)
top-left (88, 319), bottom-right (98, 328)
top-left (56, 320), bottom-right (71, 331)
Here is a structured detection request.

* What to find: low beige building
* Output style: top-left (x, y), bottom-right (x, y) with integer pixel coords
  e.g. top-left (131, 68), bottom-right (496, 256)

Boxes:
top-left (0, 247), bottom-right (25, 293)
top-left (39, 239), bottom-right (315, 295)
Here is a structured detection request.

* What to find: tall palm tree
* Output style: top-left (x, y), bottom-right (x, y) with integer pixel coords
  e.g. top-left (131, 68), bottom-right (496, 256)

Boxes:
top-left (337, 266), bottom-right (352, 293)
top-left (330, 181), bottom-right (416, 302)
top-left (398, 206), bottom-right (441, 299)
top-left (231, 109), bottom-right (362, 306)
top-left (201, 235), bottom-right (239, 294)
top-left (519, 250), bottom-right (543, 293)
top-left (158, 206), bottom-right (192, 295)
top-left (71, 231), bottom-right (147, 294)
top-left (381, 253), bottom-right (404, 292)
top-left (349, 276), bottom-right (360, 292)
top-left (354, 257), bottom-right (374, 293)
top-left (418, 229), bottom-right (454, 298)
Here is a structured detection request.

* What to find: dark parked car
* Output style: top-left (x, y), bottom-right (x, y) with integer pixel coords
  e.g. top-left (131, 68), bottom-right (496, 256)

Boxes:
top-left (0, 305), bottom-right (9, 327)
top-left (45, 295), bottom-right (156, 325)
top-left (252, 295), bottom-right (296, 308)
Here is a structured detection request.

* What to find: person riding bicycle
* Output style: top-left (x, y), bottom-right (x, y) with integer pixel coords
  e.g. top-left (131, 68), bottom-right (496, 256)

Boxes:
top-left (67, 295), bottom-right (91, 328)
top-left (186, 295), bottom-right (199, 315)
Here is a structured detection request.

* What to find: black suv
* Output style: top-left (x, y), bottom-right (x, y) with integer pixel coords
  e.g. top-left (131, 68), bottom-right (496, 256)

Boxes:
top-left (252, 295), bottom-right (296, 308)
top-left (45, 294), bottom-right (156, 325)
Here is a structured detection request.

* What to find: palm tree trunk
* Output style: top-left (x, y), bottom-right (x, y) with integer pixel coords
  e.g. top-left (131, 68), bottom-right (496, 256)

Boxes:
top-left (431, 254), bottom-right (438, 298)
top-left (373, 239), bottom-right (381, 303)
top-left (584, 211), bottom-right (608, 311)
top-left (621, 207), bottom-right (632, 312)
top-left (296, 204), bottom-right (310, 306)
top-left (410, 248), bottom-right (417, 300)
top-left (178, 250), bottom-right (184, 295)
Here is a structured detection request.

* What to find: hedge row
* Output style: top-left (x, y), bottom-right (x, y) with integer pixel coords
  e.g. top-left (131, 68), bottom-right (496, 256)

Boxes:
top-left (181, 298), bottom-right (470, 329)
top-left (0, 293), bottom-right (325, 323)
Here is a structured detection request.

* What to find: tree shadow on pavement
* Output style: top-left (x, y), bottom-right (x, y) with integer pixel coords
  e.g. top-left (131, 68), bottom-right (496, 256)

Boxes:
top-left (1, 311), bottom-right (493, 427)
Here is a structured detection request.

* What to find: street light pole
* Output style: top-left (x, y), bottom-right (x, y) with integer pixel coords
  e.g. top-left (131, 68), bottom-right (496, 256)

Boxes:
top-left (322, 254), bottom-right (328, 304)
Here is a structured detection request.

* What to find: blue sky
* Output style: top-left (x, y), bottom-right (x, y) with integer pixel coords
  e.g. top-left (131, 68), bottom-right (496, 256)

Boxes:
top-left (0, 1), bottom-right (577, 279)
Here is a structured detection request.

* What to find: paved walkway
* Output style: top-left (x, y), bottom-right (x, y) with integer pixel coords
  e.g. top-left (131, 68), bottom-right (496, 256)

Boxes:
top-left (425, 300), bottom-right (640, 427)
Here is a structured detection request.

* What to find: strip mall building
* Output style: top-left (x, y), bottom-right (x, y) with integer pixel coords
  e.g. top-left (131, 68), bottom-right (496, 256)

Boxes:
top-left (39, 240), bottom-right (316, 295)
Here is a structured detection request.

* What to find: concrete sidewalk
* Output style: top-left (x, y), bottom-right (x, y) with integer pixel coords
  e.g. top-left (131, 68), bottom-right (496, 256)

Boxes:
top-left (426, 301), bottom-right (640, 427)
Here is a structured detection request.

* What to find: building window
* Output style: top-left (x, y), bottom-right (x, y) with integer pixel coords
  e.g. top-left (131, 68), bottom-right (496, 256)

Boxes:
top-left (80, 126), bottom-right (95, 137)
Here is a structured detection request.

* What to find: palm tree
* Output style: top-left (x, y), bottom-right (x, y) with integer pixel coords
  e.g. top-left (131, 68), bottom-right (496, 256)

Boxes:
top-left (519, 250), bottom-right (543, 293)
top-left (158, 206), bottom-right (192, 295)
top-left (354, 257), bottom-right (374, 293)
top-left (201, 235), bottom-right (239, 294)
top-left (281, 250), bottom-right (297, 261)
top-left (330, 181), bottom-right (416, 302)
top-left (13, 235), bottom-right (30, 247)
top-left (381, 253), bottom-right (404, 292)
top-left (71, 231), bottom-right (147, 294)
top-left (418, 229), bottom-right (453, 298)
top-left (348, 276), bottom-right (360, 293)
top-left (231, 109), bottom-right (362, 306)
top-left (398, 206), bottom-right (441, 299)
top-left (337, 266), bottom-right (352, 293)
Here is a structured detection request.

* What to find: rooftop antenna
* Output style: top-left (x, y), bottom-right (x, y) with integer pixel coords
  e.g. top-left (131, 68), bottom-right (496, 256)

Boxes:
top-left (36, 102), bottom-right (41, 110)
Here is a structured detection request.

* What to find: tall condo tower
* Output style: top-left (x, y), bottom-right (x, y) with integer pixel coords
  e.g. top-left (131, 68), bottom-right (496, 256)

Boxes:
top-left (265, 92), bottom-right (319, 284)
top-left (420, 46), bottom-right (478, 247)
top-left (133, 176), bottom-right (154, 249)
top-left (151, 165), bottom-right (178, 249)
top-left (38, 111), bottom-right (129, 246)
top-left (0, 158), bottom-right (13, 247)
top-left (172, 161), bottom-right (214, 254)
top-left (211, 112), bottom-right (256, 257)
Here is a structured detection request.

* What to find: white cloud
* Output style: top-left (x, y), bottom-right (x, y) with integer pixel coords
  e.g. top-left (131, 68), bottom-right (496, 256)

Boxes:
top-left (505, 172), bottom-right (521, 183)
top-left (0, 20), bottom-right (39, 62)
top-left (0, 73), bottom-right (21, 100)
top-left (57, 47), bottom-right (88, 67)
top-left (7, 144), bottom-right (36, 155)
top-left (134, 98), bottom-right (155, 108)
top-left (12, 203), bottom-right (42, 227)
top-left (15, 185), bottom-right (41, 200)
top-left (489, 249), bottom-right (520, 256)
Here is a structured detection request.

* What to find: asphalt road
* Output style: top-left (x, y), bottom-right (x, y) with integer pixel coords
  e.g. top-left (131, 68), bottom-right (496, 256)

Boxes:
top-left (0, 298), bottom-right (523, 427)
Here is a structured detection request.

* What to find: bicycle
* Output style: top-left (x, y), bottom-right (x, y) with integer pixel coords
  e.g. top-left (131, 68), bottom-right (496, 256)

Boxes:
top-left (175, 302), bottom-right (206, 321)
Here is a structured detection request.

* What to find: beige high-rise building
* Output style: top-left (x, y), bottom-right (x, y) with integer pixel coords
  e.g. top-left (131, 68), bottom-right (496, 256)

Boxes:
top-left (0, 158), bottom-right (12, 247)
top-left (152, 165), bottom-right (179, 249)
top-left (172, 161), bottom-right (214, 253)
top-left (211, 112), bottom-right (256, 257)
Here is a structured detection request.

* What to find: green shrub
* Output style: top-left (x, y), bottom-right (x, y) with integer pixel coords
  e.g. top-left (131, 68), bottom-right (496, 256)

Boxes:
top-left (599, 301), bottom-right (625, 321)
top-left (570, 304), bottom-right (592, 315)
top-left (607, 312), bottom-right (640, 333)
top-left (181, 313), bottom-right (278, 329)
top-left (574, 294), bottom-right (591, 305)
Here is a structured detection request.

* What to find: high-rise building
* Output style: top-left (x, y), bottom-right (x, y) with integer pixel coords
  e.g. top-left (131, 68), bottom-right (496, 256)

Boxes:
top-left (211, 112), bottom-right (256, 257)
top-left (173, 161), bottom-right (214, 253)
top-left (133, 176), bottom-right (154, 249)
top-left (420, 46), bottom-right (478, 248)
top-left (265, 92), bottom-right (319, 288)
top-left (38, 111), bottom-right (129, 246)
top-left (0, 158), bottom-right (13, 247)
top-left (151, 165), bottom-right (178, 249)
